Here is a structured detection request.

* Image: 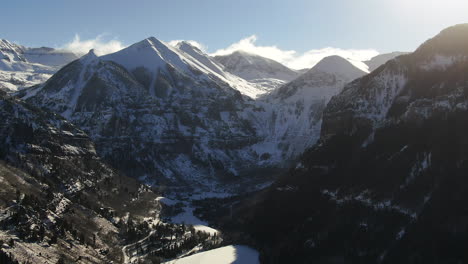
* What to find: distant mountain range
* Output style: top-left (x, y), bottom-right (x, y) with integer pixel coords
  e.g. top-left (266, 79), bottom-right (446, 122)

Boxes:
top-left (15, 36), bottom-right (402, 194)
top-left (0, 37), bottom-right (404, 95)
top-left (0, 39), bottom-right (78, 91)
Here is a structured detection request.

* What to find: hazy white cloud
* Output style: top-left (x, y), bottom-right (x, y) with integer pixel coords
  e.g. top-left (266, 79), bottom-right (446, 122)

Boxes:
top-left (62, 34), bottom-right (125, 56)
top-left (168, 40), bottom-right (207, 52)
top-left (212, 35), bottom-right (296, 65)
top-left (211, 35), bottom-right (379, 70)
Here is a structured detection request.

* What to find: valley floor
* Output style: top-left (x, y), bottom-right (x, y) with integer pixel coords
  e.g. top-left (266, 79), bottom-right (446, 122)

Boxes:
top-left (122, 194), bottom-right (259, 264)
top-left (163, 245), bottom-right (259, 264)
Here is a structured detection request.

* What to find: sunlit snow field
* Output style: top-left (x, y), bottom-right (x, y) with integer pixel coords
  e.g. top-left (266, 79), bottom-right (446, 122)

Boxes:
top-left (163, 245), bottom-right (259, 264)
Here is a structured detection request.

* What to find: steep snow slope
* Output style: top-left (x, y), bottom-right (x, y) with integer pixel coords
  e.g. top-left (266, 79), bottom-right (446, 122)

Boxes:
top-left (174, 41), bottom-right (267, 98)
top-left (102, 38), bottom-right (263, 98)
top-left (0, 70), bottom-right (51, 92)
top-left (174, 41), bottom-right (226, 76)
top-left (0, 39), bottom-right (26, 63)
top-left (251, 56), bottom-right (366, 162)
top-left (214, 51), bottom-right (301, 90)
top-left (0, 39), bottom-right (75, 72)
top-left (22, 49), bottom-right (145, 119)
top-left (0, 39), bottom-right (78, 92)
top-left (0, 39), bottom-right (54, 73)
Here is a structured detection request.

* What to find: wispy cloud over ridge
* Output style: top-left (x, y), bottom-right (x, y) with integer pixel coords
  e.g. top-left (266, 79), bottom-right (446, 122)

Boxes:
top-left (211, 35), bottom-right (379, 70)
top-left (62, 34), bottom-right (125, 56)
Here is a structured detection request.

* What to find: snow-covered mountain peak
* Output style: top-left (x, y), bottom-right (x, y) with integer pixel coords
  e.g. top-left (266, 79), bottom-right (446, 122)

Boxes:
top-left (101, 37), bottom-right (175, 74)
top-left (131, 36), bottom-right (162, 49)
top-left (310, 55), bottom-right (368, 80)
top-left (0, 39), bottom-right (26, 62)
top-left (1, 39), bottom-right (78, 67)
top-left (252, 56), bottom-right (367, 163)
top-left (175, 40), bottom-right (227, 77)
top-left (213, 50), bottom-right (300, 91)
top-left (136, 36), bottom-right (177, 55)
top-left (101, 36), bottom-right (227, 85)
top-left (88, 48), bottom-right (97, 56)
top-left (216, 50), bottom-right (280, 69)
top-left (1, 39), bottom-right (14, 49)
top-left (174, 41), bottom-right (204, 53)
top-left (174, 41), bottom-right (209, 63)
top-left (0, 39), bottom-right (22, 49)
top-left (80, 49), bottom-right (98, 64)
top-left (1, 38), bottom-right (79, 92)
top-left (1, 39), bottom-right (58, 92)
top-left (100, 37), bottom-right (267, 98)
top-left (275, 55), bottom-right (367, 101)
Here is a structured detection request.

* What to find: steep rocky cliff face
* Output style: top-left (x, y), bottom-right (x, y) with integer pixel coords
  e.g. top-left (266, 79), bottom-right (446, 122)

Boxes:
top-left (233, 24), bottom-right (468, 264)
top-left (0, 90), bottom-right (107, 188)
top-left (0, 91), bottom-right (161, 264)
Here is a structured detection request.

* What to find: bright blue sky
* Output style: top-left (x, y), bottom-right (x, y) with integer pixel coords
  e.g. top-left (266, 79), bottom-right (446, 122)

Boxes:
top-left (3, 0), bottom-right (468, 55)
